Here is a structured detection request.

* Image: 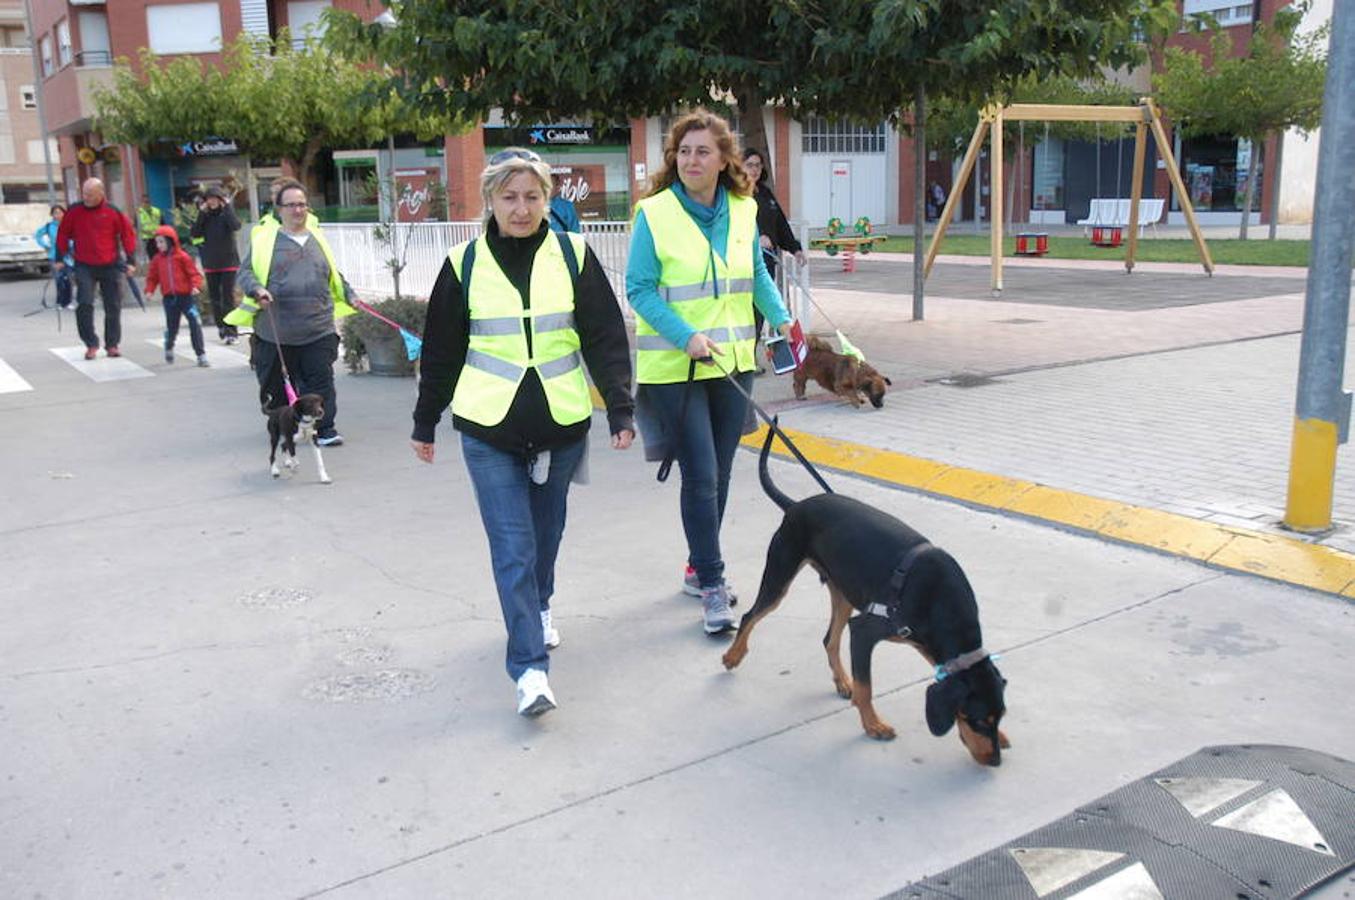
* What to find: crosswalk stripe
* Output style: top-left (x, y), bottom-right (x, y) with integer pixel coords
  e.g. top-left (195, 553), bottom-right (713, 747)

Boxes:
top-left (142, 339), bottom-right (251, 368)
top-left (0, 358), bottom-right (34, 394)
top-left (49, 346), bottom-right (154, 382)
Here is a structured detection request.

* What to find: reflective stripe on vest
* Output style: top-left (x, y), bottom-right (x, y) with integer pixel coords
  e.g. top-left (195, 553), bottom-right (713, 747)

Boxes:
top-left (633, 189), bottom-right (758, 384)
top-left (224, 222), bottom-right (356, 328)
top-left (447, 232), bottom-right (591, 429)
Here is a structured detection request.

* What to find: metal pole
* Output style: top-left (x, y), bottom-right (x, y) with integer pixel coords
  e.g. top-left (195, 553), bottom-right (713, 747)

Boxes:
top-left (913, 84), bottom-right (925, 321)
top-left (1284, 0), bottom-right (1355, 532)
top-left (22, 0), bottom-right (57, 204)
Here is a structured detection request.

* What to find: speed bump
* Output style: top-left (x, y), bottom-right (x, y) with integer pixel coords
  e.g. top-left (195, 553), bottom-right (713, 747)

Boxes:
top-left (890, 745), bottom-right (1355, 899)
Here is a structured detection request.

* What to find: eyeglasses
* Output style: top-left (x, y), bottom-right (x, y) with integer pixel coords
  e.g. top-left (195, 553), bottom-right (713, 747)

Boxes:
top-left (487, 148), bottom-right (541, 165)
top-left (277, 202), bottom-right (309, 209)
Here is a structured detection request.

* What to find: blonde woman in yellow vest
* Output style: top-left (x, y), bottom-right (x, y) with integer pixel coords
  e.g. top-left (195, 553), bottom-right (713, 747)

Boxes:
top-left (234, 182), bottom-right (356, 446)
top-left (626, 110), bottom-right (795, 636)
top-left (410, 148), bottom-right (635, 718)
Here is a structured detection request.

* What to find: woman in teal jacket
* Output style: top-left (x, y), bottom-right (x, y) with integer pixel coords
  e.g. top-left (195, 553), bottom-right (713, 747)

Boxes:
top-left (34, 204), bottom-right (72, 308)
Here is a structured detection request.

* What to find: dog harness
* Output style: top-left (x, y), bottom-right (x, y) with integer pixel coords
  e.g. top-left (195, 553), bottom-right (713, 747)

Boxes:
top-left (864, 541), bottom-right (933, 629)
top-left (864, 542), bottom-right (995, 682)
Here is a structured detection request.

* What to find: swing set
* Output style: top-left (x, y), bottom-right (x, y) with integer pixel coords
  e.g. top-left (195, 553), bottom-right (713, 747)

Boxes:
top-left (924, 97), bottom-right (1215, 294)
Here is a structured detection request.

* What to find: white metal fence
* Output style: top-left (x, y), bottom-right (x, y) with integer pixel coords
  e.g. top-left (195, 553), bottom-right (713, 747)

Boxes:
top-left (317, 219), bottom-right (812, 326)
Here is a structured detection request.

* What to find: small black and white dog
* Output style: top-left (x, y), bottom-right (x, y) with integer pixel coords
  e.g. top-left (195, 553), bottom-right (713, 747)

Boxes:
top-left (263, 393), bottom-right (332, 484)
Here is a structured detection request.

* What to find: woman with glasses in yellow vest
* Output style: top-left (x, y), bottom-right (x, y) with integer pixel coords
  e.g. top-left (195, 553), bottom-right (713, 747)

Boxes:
top-left (231, 179), bottom-right (356, 446)
top-left (626, 110), bottom-right (795, 636)
top-left (411, 149), bottom-right (635, 719)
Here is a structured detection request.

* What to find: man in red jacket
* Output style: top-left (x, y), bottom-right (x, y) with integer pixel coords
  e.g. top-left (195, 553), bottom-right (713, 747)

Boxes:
top-left (56, 178), bottom-right (137, 360)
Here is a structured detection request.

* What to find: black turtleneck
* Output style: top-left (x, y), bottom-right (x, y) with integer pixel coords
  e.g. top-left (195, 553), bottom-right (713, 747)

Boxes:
top-left (412, 219), bottom-right (634, 456)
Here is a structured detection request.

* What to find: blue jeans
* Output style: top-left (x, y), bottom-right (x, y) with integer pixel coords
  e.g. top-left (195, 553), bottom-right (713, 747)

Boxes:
top-left (461, 432), bottom-right (586, 681)
top-left (641, 372), bottom-right (753, 589)
top-left (52, 266), bottom-right (72, 308)
top-left (162, 294), bottom-right (205, 356)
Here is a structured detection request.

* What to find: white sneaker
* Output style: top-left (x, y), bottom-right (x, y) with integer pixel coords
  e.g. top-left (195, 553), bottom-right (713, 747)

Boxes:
top-left (515, 668), bottom-right (556, 717)
top-left (541, 609), bottom-right (560, 650)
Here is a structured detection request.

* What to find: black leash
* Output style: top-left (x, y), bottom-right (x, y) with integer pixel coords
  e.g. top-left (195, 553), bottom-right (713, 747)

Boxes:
top-left (704, 352), bottom-right (829, 496)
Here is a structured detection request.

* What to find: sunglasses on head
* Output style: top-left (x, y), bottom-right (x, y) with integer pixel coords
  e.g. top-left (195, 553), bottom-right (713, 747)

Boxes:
top-left (488, 148), bottom-right (542, 165)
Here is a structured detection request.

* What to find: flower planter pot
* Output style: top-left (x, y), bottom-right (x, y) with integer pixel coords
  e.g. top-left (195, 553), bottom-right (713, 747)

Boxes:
top-left (364, 330), bottom-right (414, 376)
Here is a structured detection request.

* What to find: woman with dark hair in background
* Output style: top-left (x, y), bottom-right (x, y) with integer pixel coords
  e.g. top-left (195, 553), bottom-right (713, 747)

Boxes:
top-left (742, 147), bottom-right (806, 340)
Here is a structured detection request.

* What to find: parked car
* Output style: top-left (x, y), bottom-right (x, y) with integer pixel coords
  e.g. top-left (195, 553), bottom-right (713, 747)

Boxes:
top-left (0, 232), bottom-right (51, 276)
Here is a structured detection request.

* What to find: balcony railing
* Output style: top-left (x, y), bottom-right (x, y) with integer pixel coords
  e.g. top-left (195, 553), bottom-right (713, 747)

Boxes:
top-left (75, 49), bottom-right (112, 67)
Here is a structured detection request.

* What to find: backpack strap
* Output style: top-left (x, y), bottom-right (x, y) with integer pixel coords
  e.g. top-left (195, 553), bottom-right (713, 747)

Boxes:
top-left (555, 230), bottom-right (579, 285)
top-left (460, 239), bottom-right (477, 290)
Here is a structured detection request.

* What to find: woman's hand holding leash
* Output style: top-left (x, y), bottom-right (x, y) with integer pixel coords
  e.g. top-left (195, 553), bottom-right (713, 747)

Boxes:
top-left (253, 288), bottom-right (274, 307)
top-left (686, 332), bottom-right (722, 361)
top-left (411, 440), bottom-right (435, 463)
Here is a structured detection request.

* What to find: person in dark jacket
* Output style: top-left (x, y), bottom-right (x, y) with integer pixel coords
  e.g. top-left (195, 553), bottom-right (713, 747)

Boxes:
top-left (144, 225), bottom-right (208, 367)
top-left (191, 186), bottom-right (243, 343)
top-left (410, 147), bottom-right (634, 718)
top-left (742, 148), bottom-right (806, 340)
top-left (55, 178), bottom-right (138, 359)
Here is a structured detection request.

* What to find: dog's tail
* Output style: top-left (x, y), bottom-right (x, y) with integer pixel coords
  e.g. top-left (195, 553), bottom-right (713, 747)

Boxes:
top-left (261, 393), bottom-right (278, 416)
top-left (759, 419), bottom-right (796, 512)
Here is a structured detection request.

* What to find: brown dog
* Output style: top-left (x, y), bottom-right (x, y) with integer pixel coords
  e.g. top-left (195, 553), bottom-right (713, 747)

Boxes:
top-left (793, 335), bottom-right (891, 408)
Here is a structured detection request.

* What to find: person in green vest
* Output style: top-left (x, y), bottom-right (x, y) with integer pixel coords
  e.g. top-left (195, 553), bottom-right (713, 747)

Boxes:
top-left (626, 109), bottom-right (794, 636)
top-left (410, 148), bottom-right (634, 718)
top-left (136, 194), bottom-right (164, 264)
top-left (231, 179), bottom-right (356, 446)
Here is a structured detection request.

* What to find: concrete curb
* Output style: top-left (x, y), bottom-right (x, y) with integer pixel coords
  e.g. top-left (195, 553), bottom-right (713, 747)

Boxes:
top-left (741, 424), bottom-right (1355, 599)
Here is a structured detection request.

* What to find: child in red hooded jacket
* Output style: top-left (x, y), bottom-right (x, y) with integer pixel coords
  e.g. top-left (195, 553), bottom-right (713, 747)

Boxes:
top-left (145, 225), bottom-right (209, 367)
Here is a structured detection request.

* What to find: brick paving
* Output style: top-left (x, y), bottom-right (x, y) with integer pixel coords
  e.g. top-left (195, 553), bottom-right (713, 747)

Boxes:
top-left (758, 254), bottom-right (1355, 556)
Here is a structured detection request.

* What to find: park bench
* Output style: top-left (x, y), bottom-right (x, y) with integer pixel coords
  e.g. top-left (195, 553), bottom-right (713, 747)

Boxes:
top-left (1076, 198), bottom-right (1165, 239)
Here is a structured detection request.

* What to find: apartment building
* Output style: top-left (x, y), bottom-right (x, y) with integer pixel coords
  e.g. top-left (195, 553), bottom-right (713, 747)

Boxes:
top-left (27, 0), bottom-right (379, 216)
top-left (0, 0), bottom-right (56, 204)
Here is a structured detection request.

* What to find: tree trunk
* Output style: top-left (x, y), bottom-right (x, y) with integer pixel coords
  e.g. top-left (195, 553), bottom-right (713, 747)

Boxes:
top-left (913, 85), bottom-right (926, 321)
top-left (1267, 132), bottom-right (1284, 241)
top-left (294, 136), bottom-right (325, 198)
top-left (735, 82), bottom-right (770, 171)
top-left (1239, 139), bottom-right (1260, 240)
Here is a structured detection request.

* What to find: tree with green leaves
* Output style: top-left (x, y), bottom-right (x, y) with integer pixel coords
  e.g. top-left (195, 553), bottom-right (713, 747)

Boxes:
top-left (1154, 6), bottom-right (1327, 239)
top-left (93, 31), bottom-right (448, 190)
top-left (327, 0), bottom-right (1169, 315)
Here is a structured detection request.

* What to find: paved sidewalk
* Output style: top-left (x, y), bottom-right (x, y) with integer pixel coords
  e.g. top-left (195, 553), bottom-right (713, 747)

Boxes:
top-left (760, 254), bottom-right (1355, 568)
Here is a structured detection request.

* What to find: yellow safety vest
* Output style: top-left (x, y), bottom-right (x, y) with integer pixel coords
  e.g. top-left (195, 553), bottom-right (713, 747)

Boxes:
top-left (137, 206), bottom-right (161, 239)
top-left (224, 221), bottom-right (356, 327)
top-left (447, 232), bottom-right (592, 429)
top-left (633, 189), bottom-right (759, 384)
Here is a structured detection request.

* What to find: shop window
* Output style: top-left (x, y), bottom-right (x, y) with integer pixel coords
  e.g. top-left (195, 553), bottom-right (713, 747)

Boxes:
top-left (20, 85), bottom-right (36, 110)
top-left (1032, 138), bottom-right (1065, 211)
top-left (39, 35), bottom-right (53, 77)
top-left (1176, 135), bottom-right (1260, 213)
top-left (146, 3), bottom-right (222, 54)
top-left (801, 118), bottom-right (886, 155)
top-left (56, 20), bottom-right (71, 67)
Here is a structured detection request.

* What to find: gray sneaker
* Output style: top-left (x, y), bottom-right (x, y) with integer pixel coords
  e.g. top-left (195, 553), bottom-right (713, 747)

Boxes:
top-left (683, 565), bottom-right (736, 605)
top-left (701, 583), bottom-right (737, 635)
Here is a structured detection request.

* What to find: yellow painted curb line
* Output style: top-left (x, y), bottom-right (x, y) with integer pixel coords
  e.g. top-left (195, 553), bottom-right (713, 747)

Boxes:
top-left (741, 424), bottom-right (1355, 598)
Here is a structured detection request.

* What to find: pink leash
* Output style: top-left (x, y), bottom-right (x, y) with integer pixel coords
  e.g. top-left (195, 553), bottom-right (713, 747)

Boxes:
top-left (263, 300), bottom-right (299, 405)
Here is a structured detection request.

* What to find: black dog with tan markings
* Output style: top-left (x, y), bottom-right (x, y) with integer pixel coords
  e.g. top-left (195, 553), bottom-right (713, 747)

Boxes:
top-left (722, 427), bottom-right (1009, 765)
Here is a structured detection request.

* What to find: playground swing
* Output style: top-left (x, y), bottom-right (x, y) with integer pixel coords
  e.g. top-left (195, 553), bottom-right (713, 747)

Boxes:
top-left (923, 98), bottom-right (1213, 293)
top-left (1013, 120), bottom-right (1051, 257)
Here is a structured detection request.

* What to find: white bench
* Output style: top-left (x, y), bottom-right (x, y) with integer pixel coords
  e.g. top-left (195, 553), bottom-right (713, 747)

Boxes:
top-left (1076, 198), bottom-right (1164, 237)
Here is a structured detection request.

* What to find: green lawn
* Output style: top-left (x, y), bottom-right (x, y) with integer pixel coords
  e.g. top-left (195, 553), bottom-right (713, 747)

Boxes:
top-left (868, 233), bottom-right (1310, 267)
